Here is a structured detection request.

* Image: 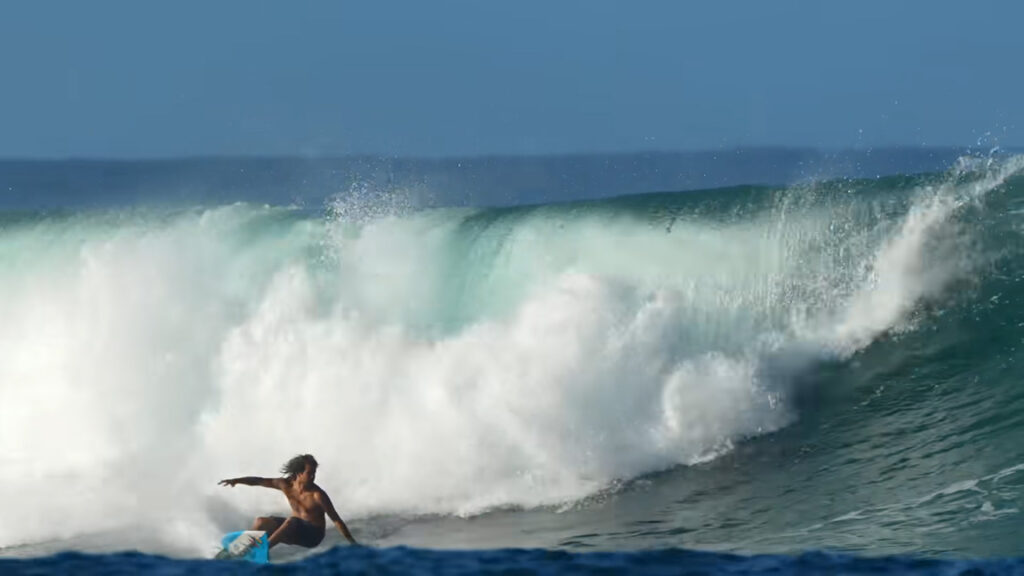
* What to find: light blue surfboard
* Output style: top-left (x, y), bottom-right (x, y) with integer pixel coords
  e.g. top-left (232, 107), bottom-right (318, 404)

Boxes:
top-left (216, 530), bottom-right (269, 563)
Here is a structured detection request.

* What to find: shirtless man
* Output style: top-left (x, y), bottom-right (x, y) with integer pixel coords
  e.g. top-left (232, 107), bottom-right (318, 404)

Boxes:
top-left (219, 454), bottom-right (357, 549)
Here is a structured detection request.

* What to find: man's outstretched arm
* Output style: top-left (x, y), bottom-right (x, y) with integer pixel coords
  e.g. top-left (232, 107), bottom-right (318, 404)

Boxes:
top-left (319, 491), bottom-right (358, 545)
top-left (219, 477), bottom-right (284, 490)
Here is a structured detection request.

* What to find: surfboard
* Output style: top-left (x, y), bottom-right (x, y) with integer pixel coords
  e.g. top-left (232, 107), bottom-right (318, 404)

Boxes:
top-left (214, 530), bottom-right (269, 563)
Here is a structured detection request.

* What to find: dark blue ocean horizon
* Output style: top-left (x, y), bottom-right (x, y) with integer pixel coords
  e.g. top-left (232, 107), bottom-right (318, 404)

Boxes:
top-left (1, 146), bottom-right (1008, 211)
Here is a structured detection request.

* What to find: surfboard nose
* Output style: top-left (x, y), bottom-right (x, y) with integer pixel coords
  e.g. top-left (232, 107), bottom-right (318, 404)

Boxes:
top-left (217, 530), bottom-right (269, 563)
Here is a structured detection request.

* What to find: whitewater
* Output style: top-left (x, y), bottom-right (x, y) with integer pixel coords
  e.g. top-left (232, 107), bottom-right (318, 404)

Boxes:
top-left (2, 154), bottom-right (1024, 568)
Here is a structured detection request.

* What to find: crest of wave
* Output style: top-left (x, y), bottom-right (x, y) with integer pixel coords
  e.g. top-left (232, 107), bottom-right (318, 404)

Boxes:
top-left (817, 154), bottom-right (1024, 354)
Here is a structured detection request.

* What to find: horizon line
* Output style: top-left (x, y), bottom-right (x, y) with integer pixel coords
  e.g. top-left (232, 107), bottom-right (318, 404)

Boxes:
top-left (1, 145), bottom-right (1019, 164)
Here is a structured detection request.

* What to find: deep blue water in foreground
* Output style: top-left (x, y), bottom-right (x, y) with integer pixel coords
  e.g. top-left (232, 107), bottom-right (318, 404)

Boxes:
top-left (3, 547), bottom-right (1023, 576)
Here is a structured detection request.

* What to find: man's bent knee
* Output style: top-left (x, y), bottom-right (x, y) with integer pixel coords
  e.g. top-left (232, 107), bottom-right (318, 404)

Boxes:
top-left (252, 516), bottom-right (282, 531)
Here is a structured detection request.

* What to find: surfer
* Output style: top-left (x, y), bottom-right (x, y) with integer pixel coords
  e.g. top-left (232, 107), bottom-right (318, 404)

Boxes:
top-left (219, 454), bottom-right (358, 549)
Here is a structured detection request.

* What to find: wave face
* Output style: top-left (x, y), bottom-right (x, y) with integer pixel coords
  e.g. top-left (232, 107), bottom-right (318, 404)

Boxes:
top-left (1, 156), bottom-right (1023, 557)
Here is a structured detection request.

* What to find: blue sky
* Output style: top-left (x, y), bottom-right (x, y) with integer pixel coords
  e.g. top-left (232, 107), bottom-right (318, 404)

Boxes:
top-left (1, 0), bottom-right (1021, 158)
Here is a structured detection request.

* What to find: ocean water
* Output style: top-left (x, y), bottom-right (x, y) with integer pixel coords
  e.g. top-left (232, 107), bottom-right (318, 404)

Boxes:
top-left (2, 152), bottom-right (1024, 574)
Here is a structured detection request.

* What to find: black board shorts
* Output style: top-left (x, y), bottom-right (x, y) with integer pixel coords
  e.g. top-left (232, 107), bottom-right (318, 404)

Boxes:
top-left (288, 517), bottom-right (325, 548)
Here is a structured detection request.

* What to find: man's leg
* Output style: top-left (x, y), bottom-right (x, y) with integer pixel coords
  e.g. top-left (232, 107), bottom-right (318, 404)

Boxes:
top-left (267, 517), bottom-right (322, 548)
top-left (218, 517), bottom-right (283, 559)
top-left (246, 516), bottom-right (285, 551)
top-left (252, 516), bottom-right (286, 533)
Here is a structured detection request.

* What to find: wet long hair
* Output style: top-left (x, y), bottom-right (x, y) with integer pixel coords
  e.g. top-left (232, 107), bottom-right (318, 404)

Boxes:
top-left (280, 454), bottom-right (318, 479)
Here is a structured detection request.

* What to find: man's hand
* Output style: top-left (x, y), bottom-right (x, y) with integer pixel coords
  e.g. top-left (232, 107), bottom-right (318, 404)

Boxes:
top-left (316, 489), bottom-right (358, 544)
top-left (218, 478), bottom-right (239, 487)
top-left (335, 520), bottom-right (358, 545)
